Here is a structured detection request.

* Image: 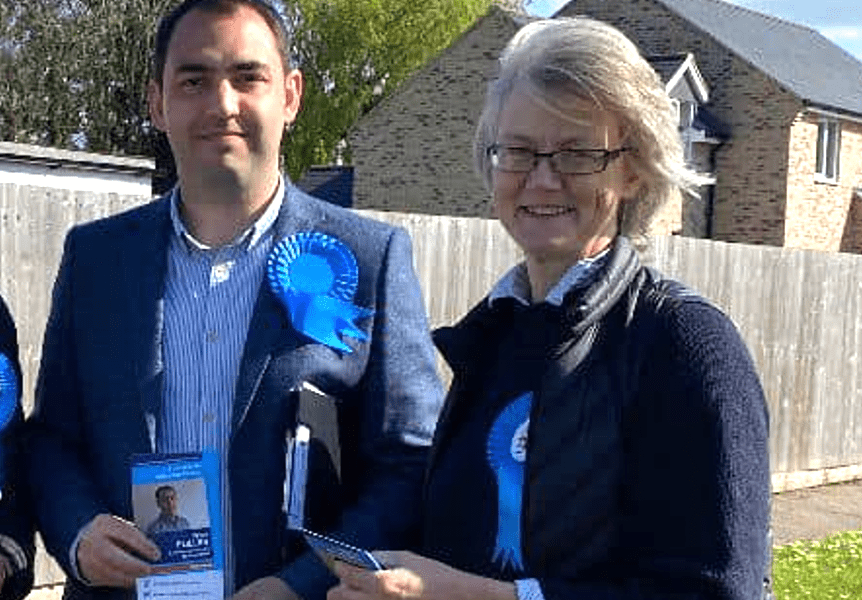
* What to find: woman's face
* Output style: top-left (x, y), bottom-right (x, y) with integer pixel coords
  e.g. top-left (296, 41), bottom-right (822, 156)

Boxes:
top-left (491, 84), bottom-right (641, 266)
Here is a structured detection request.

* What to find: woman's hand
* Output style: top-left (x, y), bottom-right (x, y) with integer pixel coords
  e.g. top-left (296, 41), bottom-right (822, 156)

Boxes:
top-left (326, 551), bottom-right (516, 600)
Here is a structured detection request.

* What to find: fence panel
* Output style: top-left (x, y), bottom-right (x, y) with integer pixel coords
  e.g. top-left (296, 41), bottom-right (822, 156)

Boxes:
top-left (367, 211), bottom-right (862, 479)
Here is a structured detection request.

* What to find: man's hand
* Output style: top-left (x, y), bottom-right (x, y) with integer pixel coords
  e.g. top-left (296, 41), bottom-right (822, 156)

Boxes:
top-left (231, 576), bottom-right (299, 600)
top-left (327, 551), bottom-right (517, 600)
top-left (77, 514), bottom-right (161, 588)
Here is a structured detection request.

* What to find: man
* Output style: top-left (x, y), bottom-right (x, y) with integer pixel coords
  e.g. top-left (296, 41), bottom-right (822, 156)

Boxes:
top-left (0, 297), bottom-right (34, 600)
top-left (145, 487), bottom-right (191, 536)
top-left (26, 1), bottom-right (444, 599)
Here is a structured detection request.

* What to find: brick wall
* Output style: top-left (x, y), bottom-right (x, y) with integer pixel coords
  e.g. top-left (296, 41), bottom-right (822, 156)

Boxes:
top-left (349, 9), bottom-right (519, 217)
top-left (843, 188), bottom-right (862, 254)
top-left (836, 121), bottom-right (862, 252)
top-left (785, 115), bottom-right (862, 251)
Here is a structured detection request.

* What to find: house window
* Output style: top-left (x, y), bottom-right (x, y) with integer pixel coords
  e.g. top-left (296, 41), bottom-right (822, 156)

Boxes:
top-left (815, 119), bottom-right (841, 181)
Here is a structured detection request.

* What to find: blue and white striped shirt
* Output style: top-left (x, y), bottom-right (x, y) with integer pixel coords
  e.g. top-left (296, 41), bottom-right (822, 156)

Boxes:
top-left (159, 179), bottom-right (284, 594)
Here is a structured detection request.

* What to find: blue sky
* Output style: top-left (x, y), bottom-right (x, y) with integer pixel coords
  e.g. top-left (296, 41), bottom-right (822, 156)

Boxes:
top-left (524, 0), bottom-right (862, 62)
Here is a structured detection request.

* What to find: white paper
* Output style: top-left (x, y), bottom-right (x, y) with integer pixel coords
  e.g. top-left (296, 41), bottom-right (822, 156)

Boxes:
top-left (136, 569), bottom-right (224, 600)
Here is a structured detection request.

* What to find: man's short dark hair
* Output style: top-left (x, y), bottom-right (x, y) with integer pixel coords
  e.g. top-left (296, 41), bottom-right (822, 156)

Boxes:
top-left (155, 485), bottom-right (177, 500)
top-left (152, 0), bottom-right (292, 86)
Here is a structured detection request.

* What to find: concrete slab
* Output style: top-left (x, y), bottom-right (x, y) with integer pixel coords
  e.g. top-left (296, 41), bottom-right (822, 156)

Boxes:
top-left (772, 478), bottom-right (862, 545)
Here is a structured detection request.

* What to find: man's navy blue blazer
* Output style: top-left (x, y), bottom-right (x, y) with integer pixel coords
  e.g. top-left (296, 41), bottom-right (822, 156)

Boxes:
top-left (26, 184), bottom-right (444, 600)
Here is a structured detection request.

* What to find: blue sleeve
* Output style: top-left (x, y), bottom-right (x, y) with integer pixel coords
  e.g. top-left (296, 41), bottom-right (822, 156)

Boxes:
top-left (540, 300), bottom-right (771, 600)
top-left (24, 231), bottom-right (108, 576)
top-left (278, 227), bottom-right (445, 599)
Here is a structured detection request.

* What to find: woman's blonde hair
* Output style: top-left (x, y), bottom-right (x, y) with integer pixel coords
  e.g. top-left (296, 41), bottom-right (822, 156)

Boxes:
top-left (474, 16), bottom-right (707, 241)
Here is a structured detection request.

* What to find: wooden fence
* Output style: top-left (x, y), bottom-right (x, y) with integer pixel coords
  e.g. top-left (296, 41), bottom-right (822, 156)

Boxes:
top-left (3, 187), bottom-right (861, 486)
top-left (3, 186), bottom-right (862, 588)
top-left (0, 185), bottom-right (145, 418)
top-left (368, 209), bottom-right (862, 487)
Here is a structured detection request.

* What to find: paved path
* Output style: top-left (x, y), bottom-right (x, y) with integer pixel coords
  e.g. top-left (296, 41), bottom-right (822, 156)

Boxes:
top-left (772, 478), bottom-right (862, 545)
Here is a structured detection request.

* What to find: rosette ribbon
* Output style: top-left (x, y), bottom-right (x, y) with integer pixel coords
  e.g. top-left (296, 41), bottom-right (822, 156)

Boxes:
top-left (267, 232), bottom-right (373, 354)
top-left (486, 391), bottom-right (533, 573)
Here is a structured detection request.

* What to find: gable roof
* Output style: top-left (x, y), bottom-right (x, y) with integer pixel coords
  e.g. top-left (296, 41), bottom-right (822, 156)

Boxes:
top-left (648, 53), bottom-right (709, 103)
top-left (651, 0), bottom-right (862, 117)
top-left (557, 0), bottom-right (862, 117)
top-left (645, 54), bottom-right (729, 141)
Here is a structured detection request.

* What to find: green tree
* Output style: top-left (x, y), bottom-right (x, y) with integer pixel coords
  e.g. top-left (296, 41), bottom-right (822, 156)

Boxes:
top-left (0, 0), bottom-right (170, 155)
top-left (284, 0), bottom-right (493, 179)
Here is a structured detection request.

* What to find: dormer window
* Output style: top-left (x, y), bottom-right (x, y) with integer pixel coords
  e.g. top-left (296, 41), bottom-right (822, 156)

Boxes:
top-left (671, 99), bottom-right (696, 130)
top-left (679, 101), bottom-right (696, 129)
top-left (815, 118), bottom-right (841, 182)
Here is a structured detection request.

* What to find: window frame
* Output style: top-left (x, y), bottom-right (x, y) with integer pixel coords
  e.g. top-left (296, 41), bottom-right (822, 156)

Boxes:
top-left (815, 118), bottom-right (841, 183)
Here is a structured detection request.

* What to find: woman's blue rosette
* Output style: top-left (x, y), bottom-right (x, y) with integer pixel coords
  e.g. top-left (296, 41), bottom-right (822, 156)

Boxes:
top-left (0, 353), bottom-right (17, 432)
top-left (267, 232), bottom-right (373, 353)
top-left (486, 391), bottom-right (532, 574)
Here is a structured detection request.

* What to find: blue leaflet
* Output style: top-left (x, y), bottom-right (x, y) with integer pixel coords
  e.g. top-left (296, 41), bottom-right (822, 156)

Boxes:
top-left (131, 452), bottom-right (223, 571)
top-left (486, 392), bottom-right (533, 573)
top-left (267, 232), bottom-right (373, 353)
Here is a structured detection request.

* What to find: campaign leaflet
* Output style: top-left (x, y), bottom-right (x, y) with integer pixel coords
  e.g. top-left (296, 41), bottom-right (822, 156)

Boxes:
top-left (131, 452), bottom-right (223, 574)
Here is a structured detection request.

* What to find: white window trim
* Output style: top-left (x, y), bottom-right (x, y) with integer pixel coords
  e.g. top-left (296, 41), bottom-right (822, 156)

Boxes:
top-left (814, 117), bottom-right (841, 184)
top-left (670, 98), bottom-right (681, 127)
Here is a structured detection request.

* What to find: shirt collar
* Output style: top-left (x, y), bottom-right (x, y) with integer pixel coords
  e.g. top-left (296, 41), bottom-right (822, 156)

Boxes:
top-left (169, 176), bottom-right (284, 252)
top-left (488, 247), bottom-right (611, 307)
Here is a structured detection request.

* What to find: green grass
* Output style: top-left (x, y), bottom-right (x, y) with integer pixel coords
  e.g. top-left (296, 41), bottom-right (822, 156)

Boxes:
top-left (773, 530), bottom-right (862, 599)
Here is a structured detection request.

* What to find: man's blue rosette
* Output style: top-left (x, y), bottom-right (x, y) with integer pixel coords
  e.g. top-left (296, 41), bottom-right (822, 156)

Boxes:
top-left (486, 391), bottom-right (532, 574)
top-left (267, 232), bottom-right (373, 353)
top-left (0, 353), bottom-right (17, 432)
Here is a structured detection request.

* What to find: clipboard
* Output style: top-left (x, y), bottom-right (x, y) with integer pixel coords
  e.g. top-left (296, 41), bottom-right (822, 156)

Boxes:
top-left (283, 382), bottom-right (380, 571)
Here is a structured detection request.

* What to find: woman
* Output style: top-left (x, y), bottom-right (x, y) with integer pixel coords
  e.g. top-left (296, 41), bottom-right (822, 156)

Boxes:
top-left (329, 16), bottom-right (770, 600)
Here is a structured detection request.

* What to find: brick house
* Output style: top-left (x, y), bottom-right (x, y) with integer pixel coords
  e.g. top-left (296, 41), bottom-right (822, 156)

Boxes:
top-left (348, 0), bottom-right (862, 252)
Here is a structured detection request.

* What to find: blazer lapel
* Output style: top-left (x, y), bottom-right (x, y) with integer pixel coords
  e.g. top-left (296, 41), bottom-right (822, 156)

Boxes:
top-left (128, 198), bottom-right (172, 452)
top-left (231, 185), bottom-right (323, 437)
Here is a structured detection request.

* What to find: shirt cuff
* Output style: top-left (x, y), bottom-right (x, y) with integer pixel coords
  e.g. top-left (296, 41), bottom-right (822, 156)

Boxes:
top-left (68, 523), bottom-right (93, 585)
top-left (515, 578), bottom-right (545, 600)
top-left (0, 535), bottom-right (26, 572)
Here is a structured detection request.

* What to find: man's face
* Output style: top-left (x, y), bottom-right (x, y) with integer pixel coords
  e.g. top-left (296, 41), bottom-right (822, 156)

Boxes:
top-left (148, 5), bottom-right (302, 190)
top-left (156, 488), bottom-right (179, 516)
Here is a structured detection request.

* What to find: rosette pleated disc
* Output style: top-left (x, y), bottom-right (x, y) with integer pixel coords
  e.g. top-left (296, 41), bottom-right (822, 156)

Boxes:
top-left (268, 232), bottom-right (360, 301)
